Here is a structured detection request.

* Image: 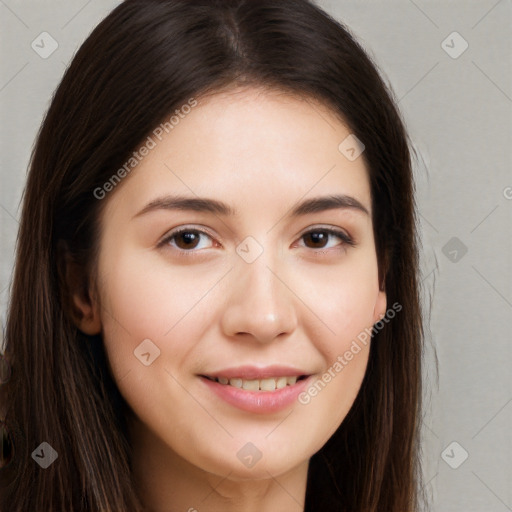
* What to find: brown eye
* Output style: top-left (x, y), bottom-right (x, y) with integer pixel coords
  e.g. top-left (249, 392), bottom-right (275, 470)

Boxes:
top-left (303, 231), bottom-right (330, 249)
top-left (161, 228), bottom-right (215, 252)
top-left (300, 228), bottom-right (354, 250)
top-left (174, 231), bottom-right (201, 249)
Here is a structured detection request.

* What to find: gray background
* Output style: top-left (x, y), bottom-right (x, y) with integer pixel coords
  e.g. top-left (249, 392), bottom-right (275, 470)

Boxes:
top-left (0, 1), bottom-right (511, 510)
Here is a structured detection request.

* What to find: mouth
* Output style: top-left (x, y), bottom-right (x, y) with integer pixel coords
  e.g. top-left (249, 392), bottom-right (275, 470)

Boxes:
top-left (198, 365), bottom-right (313, 413)
top-left (201, 374), bottom-right (309, 392)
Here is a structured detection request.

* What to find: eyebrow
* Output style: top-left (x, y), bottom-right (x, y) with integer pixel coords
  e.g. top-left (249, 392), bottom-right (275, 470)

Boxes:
top-left (133, 193), bottom-right (369, 219)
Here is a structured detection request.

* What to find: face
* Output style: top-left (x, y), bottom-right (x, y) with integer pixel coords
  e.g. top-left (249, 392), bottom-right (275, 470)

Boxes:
top-left (84, 87), bottom-right (386, 480)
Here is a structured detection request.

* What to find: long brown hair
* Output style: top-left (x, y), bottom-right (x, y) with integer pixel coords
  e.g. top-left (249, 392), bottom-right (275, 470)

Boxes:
top-left (0, 0), bottom-right (424, 510)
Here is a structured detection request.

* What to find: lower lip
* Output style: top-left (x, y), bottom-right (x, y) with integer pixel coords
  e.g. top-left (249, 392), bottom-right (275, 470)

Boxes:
top-left (199, 376), bottom-right (312, 414)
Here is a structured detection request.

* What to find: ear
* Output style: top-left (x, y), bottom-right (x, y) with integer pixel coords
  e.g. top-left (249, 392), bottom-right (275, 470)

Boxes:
top-left (57, 241), bottom-right (102, 335)
top-left (372, 288), bottom-right (387, 325)
top-left (373, 249), bottom-right (388, 323)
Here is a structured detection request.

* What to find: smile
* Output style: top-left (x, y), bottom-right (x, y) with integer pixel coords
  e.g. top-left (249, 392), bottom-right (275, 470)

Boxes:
top-left (203, 375), bottom-right (308, 391)
top-left (199, 366), bottom-right (314, 413)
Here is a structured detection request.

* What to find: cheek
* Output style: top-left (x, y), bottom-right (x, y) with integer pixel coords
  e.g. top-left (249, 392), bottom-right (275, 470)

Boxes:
top-left (295, 342), bottom-right (370, 457)
top-left (266, 256), bottom-right (378, 436)
top-left (289, 255), bottom-right (378, 431)
top-left (293, 255), bottom-right (380, 360)
top-left (292, 265), bottom-right (378, 442)
top-left (97, 248), bottom-right (227, 380)
top-left (96, 255), bottom-right (215, 442)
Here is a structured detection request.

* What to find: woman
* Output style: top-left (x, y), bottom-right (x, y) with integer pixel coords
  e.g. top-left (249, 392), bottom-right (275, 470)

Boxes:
top-left (0, 0), bottom-right (424, 510)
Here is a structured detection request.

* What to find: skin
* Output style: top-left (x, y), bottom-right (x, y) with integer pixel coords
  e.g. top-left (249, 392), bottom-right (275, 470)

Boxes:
top-left (69, 86), bottom-right (386, 512)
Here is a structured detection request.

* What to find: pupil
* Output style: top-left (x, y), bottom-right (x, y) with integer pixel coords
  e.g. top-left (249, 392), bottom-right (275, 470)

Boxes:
top-left (177, 232), bottom-right (199, 249)
top-left (306, 232), bottom-right (327, 248)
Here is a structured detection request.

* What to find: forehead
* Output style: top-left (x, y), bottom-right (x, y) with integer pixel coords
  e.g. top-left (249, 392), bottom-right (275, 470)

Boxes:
top-left (102, 86), bottom-right (371, 220)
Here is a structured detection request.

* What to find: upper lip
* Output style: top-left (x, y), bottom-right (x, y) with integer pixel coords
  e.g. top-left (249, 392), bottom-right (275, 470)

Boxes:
top-left (200, 365), bottom-right (311, 380)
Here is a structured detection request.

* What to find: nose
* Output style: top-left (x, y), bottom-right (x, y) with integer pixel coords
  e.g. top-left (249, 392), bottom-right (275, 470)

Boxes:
top-left (220, 256), bottom-right (298, 344)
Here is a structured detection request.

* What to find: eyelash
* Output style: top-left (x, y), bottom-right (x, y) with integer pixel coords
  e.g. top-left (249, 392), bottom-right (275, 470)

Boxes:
top-left (158, 226), bottom-right (355, 257)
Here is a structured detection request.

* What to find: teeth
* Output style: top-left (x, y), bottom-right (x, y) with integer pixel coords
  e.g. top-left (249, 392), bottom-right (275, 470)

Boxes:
top-left (229, 378), bottom-right (243, 388)
top-left (286, 376), bottom-right (297, 385)
top-left (212, 376), bottom-right (303, 391)
top-left (276, 377), bottom-right (287, 389)
top-left (242, 379), bottom-right (259, 391)
top-left (260, 378), bottom-right (276, 391)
